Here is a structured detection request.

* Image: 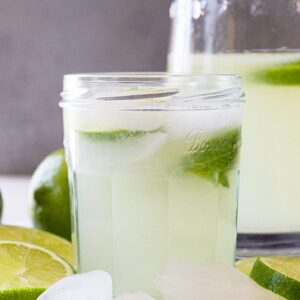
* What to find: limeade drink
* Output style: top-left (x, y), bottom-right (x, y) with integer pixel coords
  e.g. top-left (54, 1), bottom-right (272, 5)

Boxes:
top-left (61, 74), bottom-right (244, 297)
top-left (170, 53), bottom-right (300, 235)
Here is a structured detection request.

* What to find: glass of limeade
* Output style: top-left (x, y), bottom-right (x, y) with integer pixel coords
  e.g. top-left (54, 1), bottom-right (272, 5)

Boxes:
top-left (168, 0), bottom-right (300, 256)
top-left (60, 73), bottom-right (244, 297)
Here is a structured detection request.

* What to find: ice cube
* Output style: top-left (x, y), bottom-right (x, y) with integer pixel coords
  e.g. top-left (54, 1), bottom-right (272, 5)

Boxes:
top-left (77, 132), bottom-right (167, 174)
top-left (37, 271), bottom-right (112, 300)
top-left (114, 291), bottom-right (156, 300)
top-left (154, 263), bottom-right (283, 300)
top-left (69, 109), bottom-right (165, 133)
top-left (166, 107), bottom-right (242, 140)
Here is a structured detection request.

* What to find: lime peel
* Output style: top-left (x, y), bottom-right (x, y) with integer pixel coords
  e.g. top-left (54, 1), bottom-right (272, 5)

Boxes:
top-left (0, 288), bottom-right (45, 300)
top-left (250, 256), bottom-right (300, 300)
top-left (79, 127), bottom-right (162, 142)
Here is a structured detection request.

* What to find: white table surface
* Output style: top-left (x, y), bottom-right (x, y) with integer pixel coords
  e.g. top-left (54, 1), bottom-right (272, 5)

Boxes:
top-left (0, 175), bottom-right (32, 227)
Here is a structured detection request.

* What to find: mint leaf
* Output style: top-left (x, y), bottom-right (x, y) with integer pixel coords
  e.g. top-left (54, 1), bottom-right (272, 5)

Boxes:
top-left (218, 170), bottom-right (229, 188)
top-left (180, 128), bottom-right (241, 188)
top-left (79, 128), bottom-right (161, 142)
top-left (252, 60), bottom-right (300, 86)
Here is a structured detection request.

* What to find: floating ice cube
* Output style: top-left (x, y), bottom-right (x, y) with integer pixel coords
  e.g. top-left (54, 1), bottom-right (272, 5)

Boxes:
top-left (154, 263), bottom-right (282, 300)
top-left (77, 132), bottom-right (167, 174)
top-left (37, 271), bottom-right (112, 300)
top-left (114, 291), bottom-right (156, 300)
top-left (166, 107), bottom-right (242, 140)
top-left (69, 110), bottom-right (165, 133)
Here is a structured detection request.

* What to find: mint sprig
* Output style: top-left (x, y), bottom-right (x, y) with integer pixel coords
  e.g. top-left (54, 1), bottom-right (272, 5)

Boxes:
top-left (180, 128), bottom-right (241, 188)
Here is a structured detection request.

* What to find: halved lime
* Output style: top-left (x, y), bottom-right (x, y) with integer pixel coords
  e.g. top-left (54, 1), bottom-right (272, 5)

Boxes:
top-left (250, 256), bottom-right (300, 299)
top-left (0, 225), bottom-right (74, 266)
top-left (0, 241), bottom-right (73, 300)
top-left (235, 257), bottom-right (257, 275)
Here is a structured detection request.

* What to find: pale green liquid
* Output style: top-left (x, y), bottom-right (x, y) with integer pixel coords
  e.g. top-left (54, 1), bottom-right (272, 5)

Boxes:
top-left (65, 109), bottom-right (241, 296)
top-left (169, 53), bottom-right (300, 234)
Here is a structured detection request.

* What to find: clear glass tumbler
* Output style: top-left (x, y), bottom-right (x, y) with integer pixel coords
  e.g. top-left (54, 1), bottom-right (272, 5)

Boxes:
top-left (168, 0), bottom-right (300, 257)
top-left (60, 73), bottom-right (244, 297)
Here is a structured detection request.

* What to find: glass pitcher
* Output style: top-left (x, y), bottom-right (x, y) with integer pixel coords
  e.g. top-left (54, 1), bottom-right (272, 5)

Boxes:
top-left (168, 0), bottom-right (300, 257)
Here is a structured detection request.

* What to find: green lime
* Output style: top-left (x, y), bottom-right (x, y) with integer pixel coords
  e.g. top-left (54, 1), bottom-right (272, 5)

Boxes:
top-left (29, 149), bottom-right (71, 240)
top-left (0, 225), bottom-right (74, 266)
top-left (0, 241), bottom-right (73, 300)
top-left (80, 127), bottom-right (161, 142)
top-left (235, 257), bottom-right (257, 275)
top-left (252, 60), bottom-right (300, 86)
top-left (250, 256), bottom-right (300, 299)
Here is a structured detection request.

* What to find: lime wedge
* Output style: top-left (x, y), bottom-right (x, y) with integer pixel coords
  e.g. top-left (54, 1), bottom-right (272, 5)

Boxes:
top-left (180, 128), bottom-right (241, 188)
top-left (0, 225), bottom-right (73, 266)
top-left (236, 257), bottom-right (257, 275)
top-left (0, 241), bottom-right (73, 300)
top-left (252, 60), bottom-right (300, 86)
top-left (250, 256), bottom-right (300, 299)
top-left (80, 128), bottom-right (161, 142)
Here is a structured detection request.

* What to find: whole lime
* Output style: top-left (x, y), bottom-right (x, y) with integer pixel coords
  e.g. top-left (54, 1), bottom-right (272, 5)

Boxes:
top-left (29, 149), bottom-right (71, 240)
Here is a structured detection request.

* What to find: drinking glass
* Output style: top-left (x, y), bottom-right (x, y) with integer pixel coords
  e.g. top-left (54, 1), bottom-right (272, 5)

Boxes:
top-left (60, 73), bottom-right (244, 297)
top-left (168, 0), bottom-right (300, 256)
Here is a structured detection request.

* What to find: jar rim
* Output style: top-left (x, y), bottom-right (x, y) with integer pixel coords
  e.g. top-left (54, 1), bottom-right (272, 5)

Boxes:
top-left (60, 72), bottom-right (244, 111)
top-left (63, 72), bottom-right (241, 84)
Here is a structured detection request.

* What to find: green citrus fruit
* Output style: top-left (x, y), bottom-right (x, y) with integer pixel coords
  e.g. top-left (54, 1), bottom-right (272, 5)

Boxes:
top-left (250, 256), bottom-right (300, 299)
top-left (29, 149), bottom-right (71, 240)
top-left (235, 257), bottom-right (258, 275)
top-left (0, 241), bottom-right (73, 300)
top-left (0, 225), bottom-right (74, 266)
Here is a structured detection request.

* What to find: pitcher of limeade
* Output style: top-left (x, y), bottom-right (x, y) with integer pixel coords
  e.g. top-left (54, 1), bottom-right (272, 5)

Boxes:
top-left (169, 0), bottom-right (300, 257)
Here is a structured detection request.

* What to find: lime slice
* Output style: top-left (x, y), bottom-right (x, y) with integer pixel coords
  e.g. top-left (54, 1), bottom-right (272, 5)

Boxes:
top-left (0, 225), bottom-right (73, 266)
top-left (0, 241), bottom-right (73, 300)
top-left (250, 256), bottom-right (300, 299)
top-left (252, 60), bottom-right (300, 86)
top-left (236, 257), bottom-right (257, 275)
top-left (80, 128), bottom-right (161, 142)
top-left (78, 127), bottom-right (166, 169)
top-left (180, 128), bottom-right (241, 188)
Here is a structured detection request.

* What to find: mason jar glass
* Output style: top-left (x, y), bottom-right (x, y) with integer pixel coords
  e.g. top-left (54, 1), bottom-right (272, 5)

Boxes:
top-left (60, 73), bottom-right (244, 297)
top-left (168, 0), bottom-right (300, 257)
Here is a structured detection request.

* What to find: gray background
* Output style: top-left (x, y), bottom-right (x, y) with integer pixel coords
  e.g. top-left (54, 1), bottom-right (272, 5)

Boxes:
top-left (0, 0), bottom-right (172, 174)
